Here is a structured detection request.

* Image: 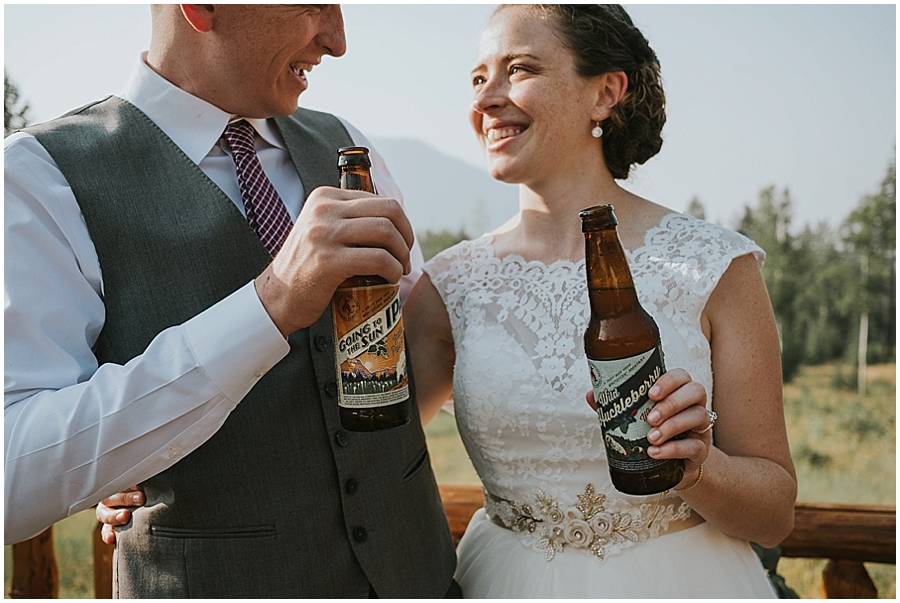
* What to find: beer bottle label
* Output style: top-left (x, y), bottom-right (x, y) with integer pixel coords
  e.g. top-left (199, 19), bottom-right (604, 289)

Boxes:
top-left (587, 346), bottom-right (667, 474)
top-left (332, 284), bottom-right (410, 409)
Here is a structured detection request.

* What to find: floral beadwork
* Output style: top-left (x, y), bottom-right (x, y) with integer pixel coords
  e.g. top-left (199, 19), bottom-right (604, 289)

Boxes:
top-left (485, 484), bottom-right (693, 562)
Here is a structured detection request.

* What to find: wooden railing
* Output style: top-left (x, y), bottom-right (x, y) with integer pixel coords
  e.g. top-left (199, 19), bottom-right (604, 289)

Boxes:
top-left (10, 485), bottom-right (896, 599)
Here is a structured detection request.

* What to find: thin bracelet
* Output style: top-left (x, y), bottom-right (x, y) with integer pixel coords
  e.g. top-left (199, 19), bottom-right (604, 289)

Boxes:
top-left (674, 464), bottom-right (703, 493)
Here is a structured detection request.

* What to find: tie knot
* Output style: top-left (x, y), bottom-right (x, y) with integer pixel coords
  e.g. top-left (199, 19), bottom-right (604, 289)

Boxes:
top-left (222, 121), bottom-right (256, 155)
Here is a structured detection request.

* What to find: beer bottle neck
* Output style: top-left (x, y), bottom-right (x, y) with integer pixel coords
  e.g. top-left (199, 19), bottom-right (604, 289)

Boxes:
top-left (584, 228), bottom-right (641, 312)
top-left (340, 166), bottom-right (376, 193)
top-left (337, 156), bottom-right (386, 286)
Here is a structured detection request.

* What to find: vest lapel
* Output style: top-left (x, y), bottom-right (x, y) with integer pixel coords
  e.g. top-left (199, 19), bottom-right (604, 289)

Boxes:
top-left (272, 114), bottom-right (343, 199)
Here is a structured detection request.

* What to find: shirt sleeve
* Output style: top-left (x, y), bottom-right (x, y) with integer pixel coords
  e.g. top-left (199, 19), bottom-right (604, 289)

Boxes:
top-left (338, 117), bottom-right (424, 301)
top-left (3, 134), bottom-right (290, 544)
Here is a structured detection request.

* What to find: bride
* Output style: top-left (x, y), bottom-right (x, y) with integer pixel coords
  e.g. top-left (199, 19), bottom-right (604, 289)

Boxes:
top-left (97, 4), bottom-right (797, 597)
top-left (405, 4), bottom-right (796, 598)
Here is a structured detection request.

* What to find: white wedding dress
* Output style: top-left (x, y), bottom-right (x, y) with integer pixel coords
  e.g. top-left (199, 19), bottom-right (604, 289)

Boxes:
top-left (423, 212), bottom-right (776, 598)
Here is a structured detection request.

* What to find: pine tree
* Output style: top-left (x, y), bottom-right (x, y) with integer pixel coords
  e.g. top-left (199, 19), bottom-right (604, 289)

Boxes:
top-left (5, 72), bottom-right (31, 136)
top-left (840, 160), bottom-right (896, 383)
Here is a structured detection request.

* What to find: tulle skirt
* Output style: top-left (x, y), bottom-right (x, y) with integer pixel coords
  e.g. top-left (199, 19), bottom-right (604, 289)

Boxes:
top-left (455, 509), bottom-right (776, 599)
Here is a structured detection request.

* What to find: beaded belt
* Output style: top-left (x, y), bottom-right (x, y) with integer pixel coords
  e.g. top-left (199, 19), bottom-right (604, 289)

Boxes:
top-left (483, 484), bottom-right (703, 562)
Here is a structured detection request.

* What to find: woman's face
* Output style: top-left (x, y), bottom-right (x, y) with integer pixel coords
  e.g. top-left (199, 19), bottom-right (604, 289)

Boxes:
top-left (469, 8), bottom-right (602, 187)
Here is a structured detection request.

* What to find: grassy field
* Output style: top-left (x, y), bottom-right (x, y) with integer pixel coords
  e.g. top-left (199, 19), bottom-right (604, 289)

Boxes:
top-left (777, 362), bottom-right (896, 598)
top-left (5, 362), bottom-right (894, 598)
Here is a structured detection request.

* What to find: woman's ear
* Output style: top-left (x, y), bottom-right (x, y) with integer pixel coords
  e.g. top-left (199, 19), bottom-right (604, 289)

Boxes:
top-left (180, 5), bottom-right (216, 33)
top-left (592, 71), bottom-right (628, 122)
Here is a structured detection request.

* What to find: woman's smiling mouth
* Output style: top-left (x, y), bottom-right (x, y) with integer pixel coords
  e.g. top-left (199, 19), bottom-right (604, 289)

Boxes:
top-left (485, 125), bottom-right (526, 144)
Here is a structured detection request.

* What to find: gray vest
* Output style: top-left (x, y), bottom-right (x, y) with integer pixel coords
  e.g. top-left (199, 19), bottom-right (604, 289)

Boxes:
top-left (28, 98), bottom-right (456, 598)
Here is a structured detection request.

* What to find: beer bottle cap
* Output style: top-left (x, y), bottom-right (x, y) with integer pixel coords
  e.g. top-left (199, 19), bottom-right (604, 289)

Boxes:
top-left (338, 146), bottom-right (372, 168)
top-left (580, 204), bottom-right (618, 231)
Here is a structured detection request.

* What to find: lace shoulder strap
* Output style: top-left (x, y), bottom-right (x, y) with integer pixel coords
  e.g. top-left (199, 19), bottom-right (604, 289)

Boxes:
top-left (421, 235), bottom-right (492, 324)
top-left (630, 213), bottom-right (765, 353)
top-left (646, 210), bottom-right (762, 272)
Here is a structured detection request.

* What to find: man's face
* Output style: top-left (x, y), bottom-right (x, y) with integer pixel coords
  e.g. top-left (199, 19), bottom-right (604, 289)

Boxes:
top-left (211, 5), bottom-right (346, 118)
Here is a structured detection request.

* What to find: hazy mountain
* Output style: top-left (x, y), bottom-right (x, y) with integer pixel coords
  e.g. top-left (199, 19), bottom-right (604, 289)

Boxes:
top-left (371, 138), bottom-right (519, 236)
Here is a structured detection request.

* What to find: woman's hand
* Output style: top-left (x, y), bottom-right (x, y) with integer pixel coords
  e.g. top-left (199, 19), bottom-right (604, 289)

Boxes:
top-left (586, 367), bottom-right (712, 489)
top-left (584, 254), bottom-right (797, 548)
top-left (95, 486), bottom-right (145, 545)
top-left (643, 368), bottom-right (712, 488)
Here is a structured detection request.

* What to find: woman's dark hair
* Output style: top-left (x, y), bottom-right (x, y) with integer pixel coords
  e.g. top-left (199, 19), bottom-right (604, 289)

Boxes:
top-left (501, 4), bottom-right (666, 180)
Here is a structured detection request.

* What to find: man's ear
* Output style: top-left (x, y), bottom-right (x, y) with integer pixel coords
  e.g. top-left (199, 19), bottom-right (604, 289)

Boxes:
top-left (592, 71), bottom-right (628, 122)
top-left (180, 4), bottom-right (216, 33)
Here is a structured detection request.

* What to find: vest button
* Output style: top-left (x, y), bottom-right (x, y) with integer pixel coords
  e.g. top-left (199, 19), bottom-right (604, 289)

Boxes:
top-left (352, 526), bottom-right (367, 542)
top-left (345, 478), bottom-right (359, 495)
top-left (335, 430), bottom-right (350, 447)
top-left (325, 381), bottom-right (338, 397)
top-left (314, 335), bottom-right (328, 352)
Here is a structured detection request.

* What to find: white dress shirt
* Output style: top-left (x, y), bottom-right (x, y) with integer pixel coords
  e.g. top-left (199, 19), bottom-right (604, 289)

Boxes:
top-left (4, 54), bottom-right (423, 544)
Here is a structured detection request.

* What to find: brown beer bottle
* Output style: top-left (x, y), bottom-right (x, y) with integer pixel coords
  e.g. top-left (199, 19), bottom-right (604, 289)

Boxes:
top-left (581, 204), bottom-right (684, 495)
top-left (331, 147), bottom-right (411, 431)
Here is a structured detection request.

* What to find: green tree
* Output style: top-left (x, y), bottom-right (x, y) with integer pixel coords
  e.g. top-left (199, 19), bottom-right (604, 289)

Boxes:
top-left (4, 72), bottom-right (31, 136)
top-left (789, 223), bottom-right (855, 366)
top-left (735, 163), bottom-right (896, 384)
top-left (839, 160), bottom-right (896, 366)
top-left (686, 197), bottom-right (706, 220)
top-left (419, 228), bottom-right (470, 262)
top-left (736, 187), bottom-right (808, 381)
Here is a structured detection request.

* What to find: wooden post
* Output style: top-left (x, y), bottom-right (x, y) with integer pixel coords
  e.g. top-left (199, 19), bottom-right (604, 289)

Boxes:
top-left (438, 483), bottom-right (482, 546)
top-left (10, 527), bottom-right (58, 598)
top-left (92, 523), bottom-right (114, 599)
top-left (822, 559), bottom-right (877, 598)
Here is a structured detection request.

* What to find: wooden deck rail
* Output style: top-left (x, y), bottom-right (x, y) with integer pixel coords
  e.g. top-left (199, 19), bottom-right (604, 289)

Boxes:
top-left (10, 484), bottom-right (896, 598)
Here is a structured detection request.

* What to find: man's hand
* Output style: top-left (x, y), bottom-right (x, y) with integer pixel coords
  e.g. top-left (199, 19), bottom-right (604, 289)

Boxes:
top-left (255, 186), bottom-right (415, 337)
top-left (95, 486), bottom-right (145, 545)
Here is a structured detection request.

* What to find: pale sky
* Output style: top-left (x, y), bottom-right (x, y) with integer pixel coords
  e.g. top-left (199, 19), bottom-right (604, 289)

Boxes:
top-left (4, 4), bottom-right (896, 231)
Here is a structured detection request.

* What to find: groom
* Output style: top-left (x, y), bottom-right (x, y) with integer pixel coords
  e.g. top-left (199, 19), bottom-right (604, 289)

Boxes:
top-left (4, 4), bottom-right (457, 597)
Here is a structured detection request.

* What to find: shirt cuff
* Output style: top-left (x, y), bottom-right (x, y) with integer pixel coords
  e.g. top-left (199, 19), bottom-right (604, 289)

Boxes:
top-left (183, 281), bottom-right (290, 403)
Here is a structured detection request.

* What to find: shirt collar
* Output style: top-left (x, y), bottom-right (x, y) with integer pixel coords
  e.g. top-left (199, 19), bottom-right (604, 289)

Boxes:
top-left (228, 117), bottom-right (286, 152)
top-left (119, 53), bottom-right (286, 164)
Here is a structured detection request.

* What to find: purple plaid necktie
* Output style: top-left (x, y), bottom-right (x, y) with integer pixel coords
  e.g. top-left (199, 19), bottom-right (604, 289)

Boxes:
top-left (222, 122), bottom-right (293, 257)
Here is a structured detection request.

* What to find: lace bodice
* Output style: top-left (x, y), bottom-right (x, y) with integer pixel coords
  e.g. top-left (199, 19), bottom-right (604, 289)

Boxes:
top-left (423, 213), bottom-right (763, 552)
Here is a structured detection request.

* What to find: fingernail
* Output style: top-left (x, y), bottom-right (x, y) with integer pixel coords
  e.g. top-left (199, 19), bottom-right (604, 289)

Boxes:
top-left (132, 493), bottom-right (141, 503)
top-left (648, 429), bottom-right (660, 443)
top-left (647, 446), bottom-right (660, 457)
top-left (648, 410), bottom-right (660, 423)
top-left (116, 511), bottom-right (126, 521)
top-left (649, 385), bottom-right (660, 397)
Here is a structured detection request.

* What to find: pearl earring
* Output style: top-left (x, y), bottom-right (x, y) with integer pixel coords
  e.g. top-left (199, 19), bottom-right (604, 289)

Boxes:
top-left (591, 122), bottom-right (603, 138)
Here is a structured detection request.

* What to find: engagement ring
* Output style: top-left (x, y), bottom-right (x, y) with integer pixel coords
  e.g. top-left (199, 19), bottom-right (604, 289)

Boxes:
top-left (693, 409), bottom-right (717, 434)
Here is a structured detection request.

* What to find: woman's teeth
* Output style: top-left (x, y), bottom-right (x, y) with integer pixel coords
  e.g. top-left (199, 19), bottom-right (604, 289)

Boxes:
top-left (487, 127), bottom-right (524, 142)
top-left (291, 64), bottom-right (313, 77)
